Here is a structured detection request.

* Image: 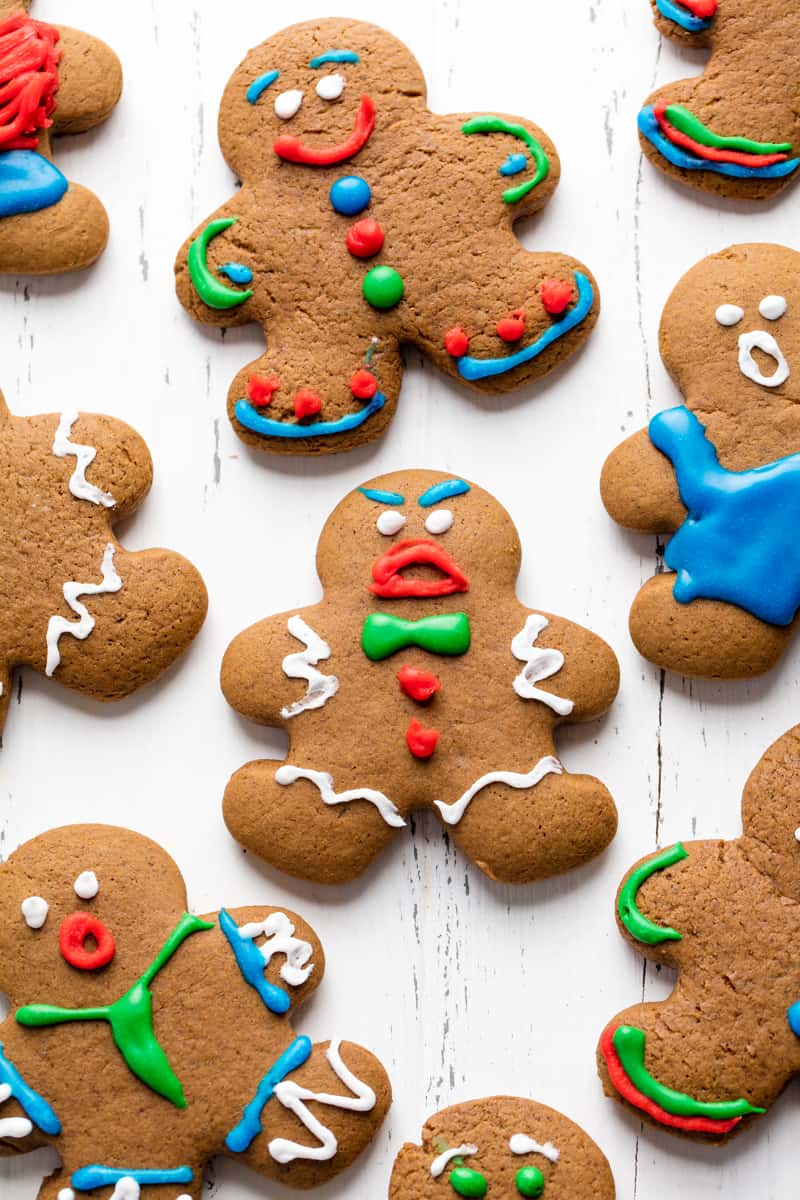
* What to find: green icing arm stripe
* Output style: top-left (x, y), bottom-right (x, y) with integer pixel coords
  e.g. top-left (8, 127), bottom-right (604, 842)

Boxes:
top-left (618, 842), bottom-right (688, 944)
top-left (664, 105), bottom-right (793, 156)
top-left (613, 1026), bottom-right (765, 1120)
top-left (188, 218), bottom-right (254, 310)
top-left (461, 116), bottom-right (549, 204)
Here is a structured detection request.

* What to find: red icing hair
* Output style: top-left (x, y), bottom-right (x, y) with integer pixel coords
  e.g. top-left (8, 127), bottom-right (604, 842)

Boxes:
top-left (0, 12), bottom-right (60, 151)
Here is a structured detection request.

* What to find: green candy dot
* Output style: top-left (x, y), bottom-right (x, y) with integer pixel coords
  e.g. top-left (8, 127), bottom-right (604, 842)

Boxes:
top-left (449, 1167), bottom-right (488, 1198)
top-left (516, 1166), bottom-right (545, 1197)
top-left (363, 265), bottom-right (404, 309)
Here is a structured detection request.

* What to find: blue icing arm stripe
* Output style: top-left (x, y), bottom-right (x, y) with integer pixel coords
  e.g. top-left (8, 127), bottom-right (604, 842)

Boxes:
top-left (0, 1041), bottom-right (60, 1135)
top-left (72, 1167), bottom-right (193, 1191)
top-left (235, 391), bottom-right (385, 439)
top-left (219, 908), bottom-right (290, 1014)
top-left (638, 107), bottom-right (800, 179)
top-left (226, 1035), bottom-right (313, 1153)
top-left (655, 0), bottom-right (713, 32)
top-left (0, 150), bottom-right (68, 219)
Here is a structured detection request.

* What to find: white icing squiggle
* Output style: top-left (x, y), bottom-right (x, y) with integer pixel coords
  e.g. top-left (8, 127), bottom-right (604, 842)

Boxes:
top-left (430, 1145), bottom-right (478, 1178)
top-left (237, 911), bottom-right (314, 987)
top-left (509, 1133), bottom-right (560, 1162)
top-left (511, 615), bottom-right (574, 715)
top-left (281, 616), bottom-right (339, 719)
top-left (45, 543), bottom-right (123, 676)
top-left (275, 765), bottom-right (406, 828)
top-left (435, 755), bottom-right (563, 826)
top-left (269, 1039), bottom-right (376, 1164)
top-left (52, 411), bottom-right (115, 508)
top-left (738, 330), bottom-right (789, 387)
top-left (0, 1083), bottom-right (33, 1138)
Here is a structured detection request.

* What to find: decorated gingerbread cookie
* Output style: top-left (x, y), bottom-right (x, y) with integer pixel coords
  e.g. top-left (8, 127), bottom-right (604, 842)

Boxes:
top-left (598, 724), bottom-right (800, 1140)
top-left (601, 243), bottom-right (800, 679)
top-left (389, 1096), bottom-right (615, 1198)
top-left (0, 393), bottom-right (207, 733)
top-left (0, 824), bottom-right (391, 1194)
top-left (174, 18), bottom-right (599, 455)
top-left (221, 470), bottom-right (619, 884)
top-left (0, 1), bottom-right (122, 274)
top-left (638, 1), bottom-right (800, 200)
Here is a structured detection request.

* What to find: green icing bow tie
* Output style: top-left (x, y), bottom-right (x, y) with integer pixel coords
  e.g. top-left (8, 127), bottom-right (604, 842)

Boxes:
top-left (362, 612), bottom-right (471, 660)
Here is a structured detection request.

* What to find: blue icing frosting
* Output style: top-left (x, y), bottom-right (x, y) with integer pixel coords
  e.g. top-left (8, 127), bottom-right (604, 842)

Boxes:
top-left (650, 405), bottom-right (800, 625)
top-left (0, 150), bottom-right (68, 219)
top-left (235, 390), bottom-right (385, 439)
top-left (788, 1000), bottom-right (800, 1038)
top-left (0, 1041), bottom-right (60, 1135)
top-left (638, 107), bottom-right (800, 179)
top-left (219, 907), bottom-right (290, 1013)
top-left (72, 1168), bottom-right (192, 1190)
top-left (218, 262), bottom-right (253, 285)
top-left (499, 152), bottom-right (527, 177)
top-left (226, 1036), bottom-right (312, 1153)
top-left (655, 0), bottom-right (713, 32)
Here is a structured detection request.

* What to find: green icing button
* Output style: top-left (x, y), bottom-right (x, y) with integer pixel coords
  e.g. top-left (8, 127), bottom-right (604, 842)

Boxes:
top-left (363, 265), bottom-right (404, 309)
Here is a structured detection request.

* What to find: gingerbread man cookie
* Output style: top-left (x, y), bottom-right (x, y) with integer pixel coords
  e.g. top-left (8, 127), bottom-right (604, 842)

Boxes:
top-left (0, 824), bottom-right (391, 1196)
top-left (0, 1), bottom-right (122, 274)
top-left (598, 724), bottom-right (800, 1140)
top-left (174, 18), bottom-right (599, 455)
top-left (390, 1096), bottom-right (614, 1199)
top-left (638, 1), bottom-right (800, 200)
top-left (601, 243), bottom-right (800, 679)
top-left (221, 470), bottom-right (619, 885)
top-left (0, 392), bottom-right (207, 734)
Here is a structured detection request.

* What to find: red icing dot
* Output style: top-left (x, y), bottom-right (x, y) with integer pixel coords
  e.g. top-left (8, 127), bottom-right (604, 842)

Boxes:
top-left (406, 718), bottom-right (439, 759)
top-left (294, 389), bottom-right (323, 420)
top-left (445, 326), bottom-right (470, 358)
top-left (540, 279), bottom-right (574, 316)
top-left (346, 218), bottom-right (385, 258)
top-left (59, 912), bottom-right (115, 971)
top-left (397, 666), bottom-right (441, 702)
top-left (247, 374), bottom-right (282, 408)
top-left (496, 308), bottom-right (526, 342)
top-left (350, 368), bottom-right (378, 400)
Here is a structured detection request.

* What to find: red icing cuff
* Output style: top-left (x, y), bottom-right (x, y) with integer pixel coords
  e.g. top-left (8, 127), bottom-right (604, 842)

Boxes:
top-left (406, 718), bottom-right (439, 758)
top-left (59, 912), bottom-right (116, 971)
top-left (653, 102), bottom-right (788, 168)
top-left (682, 0), bottom-right (717, 16)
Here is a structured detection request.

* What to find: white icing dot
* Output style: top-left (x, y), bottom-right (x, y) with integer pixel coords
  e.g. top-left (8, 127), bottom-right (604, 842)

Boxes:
top-left (57, 1190), bottom-right (75, 1200)
top-left (376, 510), bottom-right (406, 536)
top-left (716, 303), bottom-right (744, 327)
top-left (759, 294), bottom-right (788, 321)
top-left (274, 89), bottom-right (303, 120)
top-left (795, 826), bottom-right (800, 842)
top-left (73, 870), bottom-right (99, 900)
top-left (315, 72), bottom-right (345, 100)
top-left (21, 896), bottom-right (48, 929)
top-left (424, 508), bottom-right (453, 535)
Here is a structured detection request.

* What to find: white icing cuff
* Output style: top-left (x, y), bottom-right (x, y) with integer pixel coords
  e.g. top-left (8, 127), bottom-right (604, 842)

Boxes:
top-left (435, 755), bottom-right (563, 825)
top-left (281, 615), bottom-right (339, 719)
top-left (275, 765), bottom-right (406, 828)
top-left (511, 614), bottom-right (574, 715)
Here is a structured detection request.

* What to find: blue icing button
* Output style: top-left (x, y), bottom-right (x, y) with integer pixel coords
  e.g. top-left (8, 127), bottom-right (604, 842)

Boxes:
top-left (330, 175), bottom-right (371, 216)
top-left (499, 152), bottom-right (527, 177)
top-left (0, 150), bottom-right (68, 219)
top-left (649, 404), bottom-right (800, 626)
top-left (218, 262), bottom-right (253, 285)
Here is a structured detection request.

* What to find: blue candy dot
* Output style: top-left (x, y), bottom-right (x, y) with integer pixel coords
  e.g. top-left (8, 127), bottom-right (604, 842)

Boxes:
top-left (218, 261), bottom-right (254, 285)
top-left (330, 175), bottom-right (371, 215)
top-left (499, 152), bottom-right (528, 177)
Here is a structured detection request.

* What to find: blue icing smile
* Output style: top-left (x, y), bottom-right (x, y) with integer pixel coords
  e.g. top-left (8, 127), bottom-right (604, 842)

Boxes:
top-left (650, 405), bottom-right (800, 625)
top-left (638, 107), bottom-right (800, 179)
top-left (235, 390), bottom-right (386, 439)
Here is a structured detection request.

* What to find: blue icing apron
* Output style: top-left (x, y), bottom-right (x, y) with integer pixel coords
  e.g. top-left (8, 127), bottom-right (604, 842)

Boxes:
top-left (0, 150), bottom-right (68, 219)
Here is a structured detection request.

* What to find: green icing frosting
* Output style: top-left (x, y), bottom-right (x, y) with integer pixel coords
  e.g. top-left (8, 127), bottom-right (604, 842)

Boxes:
top-left (618, 842), bottom-right (688, 944)
top-left (664, 105), bottom-right (793, 156)
top-left (461, 116), bottom-right (549, 204)
top-left (188, 218), bottom-right (254, 310)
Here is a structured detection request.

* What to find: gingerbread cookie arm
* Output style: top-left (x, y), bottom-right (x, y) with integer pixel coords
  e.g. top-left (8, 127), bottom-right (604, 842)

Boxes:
top-left (46, 411), bottom-right (153, 517)
top-left (615, 842), bottom-right (695, 965)
top-left (532, 613), bottom-right (620, 721)
top-left (216, 903), bottom-right (326, 1009)
top-left (649, 0), bottom-right (714, 46)
top-left (451, 110), bottom-right (561, 221)
top-left (601, 427), bottom-right (685, 532)
top-left (50, 26), bottom-right (122, 134)
top-left (0, 660), bottom-right (11, 735)
top-left (175, 198), bottom-right (261, 330)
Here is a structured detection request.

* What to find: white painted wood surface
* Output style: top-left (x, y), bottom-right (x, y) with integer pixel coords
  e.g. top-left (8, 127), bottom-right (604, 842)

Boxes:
top-left (3, 1), bottom-right (799, 1197)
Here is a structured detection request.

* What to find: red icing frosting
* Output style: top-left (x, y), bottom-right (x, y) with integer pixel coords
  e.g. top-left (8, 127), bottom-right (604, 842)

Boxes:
top-left (0, 13), bottom-right (60, 151)
top-left (653, 101), bottom-right (788, 168)
top-left (274, 95), bottom-right (376, 166)
top-left (681, 0), bottom-right (717, 16)
top-left (368, 539), bottom-right (469, 599)
top-left (247, 374), bottom-right (282, 408)
top-left (59, 912), bottom-right (116, 971)
top-left (406, 718), bottom-right (439, 758)
top-left (294, 389), bottom-right (322, 419)
top-left (444, 326), bottom-right (469, 358)
top-left (496, 309), bottom-right (525, 342)
top-left (349, 368), bottom-right (378, 399)
top-left (397, 665), bottom-right (441, 701)
top-left (346, 217), bottom-right (384, 258)
top-left (540, 279), bottom-right (574, 316)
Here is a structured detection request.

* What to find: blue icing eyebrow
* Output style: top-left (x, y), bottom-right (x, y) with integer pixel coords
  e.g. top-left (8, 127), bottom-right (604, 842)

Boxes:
top-left (309, 50), bottom-right (360, 68)
top-left (418, 479), bottom-right (471, 507)
top-left (247, 69), bottom-right (279, 104)
top-left (358, 487), bottom-right (404, 505)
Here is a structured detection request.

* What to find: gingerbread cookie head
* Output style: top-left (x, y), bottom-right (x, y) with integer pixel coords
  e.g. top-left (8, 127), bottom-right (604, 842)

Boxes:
top-left (175, 17), bottom-right (599, 455)
top-left (389, 1097), bottom-right (615, 1199)
top-left (639, 1), bottom-right (800, 200)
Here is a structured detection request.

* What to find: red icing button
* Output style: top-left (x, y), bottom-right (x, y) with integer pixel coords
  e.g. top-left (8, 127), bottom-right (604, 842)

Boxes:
top-left (496, 308), bottom-right (526, 342)
top-left (406, 718), bottom-right (439, 759)
top-left (346, 218), bottom-right (385, 258)
top-left (59, 912), bottom-right (115, 971)
top-left (398, 666), bottom-right (441, 702)
top-left (540, 279), bottom-right (573, 316)
top-left (445, 326), bottom-right (469, 358)
top-left (294, 389), bottom-right (322, 419)
top-left (350, 368), bottom-right (378, 400)
top-left (247, 373), bottom-right (281, 408)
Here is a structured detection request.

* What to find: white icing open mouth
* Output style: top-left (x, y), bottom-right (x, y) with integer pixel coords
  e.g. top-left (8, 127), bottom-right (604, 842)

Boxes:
top-left (738, 329), bottom-right (790, 388)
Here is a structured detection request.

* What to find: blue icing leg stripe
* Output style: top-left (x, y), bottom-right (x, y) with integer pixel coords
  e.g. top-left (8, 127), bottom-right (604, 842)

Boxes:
top-left (638, 107), bottom-right (800, 179)
top-left (0, 151), bottom-right (68, 219)
top-left (226, 1035), bottom-right (313, 1153)
top-left (235, 391), bottom-right (385, 440)
top-left (0, 1041), bottom-right (60, 1135)
top-left (456, 272), bottom-right (594, 382)
top-left (219, 908), bottom-right (290, 1014)
top-left (72, 1168), bottom-right (193, 1190)
top-left (788, 1001), bottom-right (800, 1037)
top-left (649, 405), bottom-right (800, 625)
top-left (655, 0), bottom-right (712, 32)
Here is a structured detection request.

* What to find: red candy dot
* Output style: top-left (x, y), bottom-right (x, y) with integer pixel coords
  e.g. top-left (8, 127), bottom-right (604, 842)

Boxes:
top-left (346, 218), bottom-right (385, 259)
top-left (540, 279), bottom-right (574, 316)
top-left (59, 912), bottom-right (115, 971)
top-left (397, 666), bottom-right (441, 702)
top-left (294, 389), bottom-right (322, 419)
top-left (247, 374), bottom-right (281, 408)
top-left (445, 326), bottom-right (469, 358)
top-left (406, 718), bottom-right (439, 759)
top-left (496, 308), bottom-right (526, 342)
top-left (350, 368), bottom-right (378, 400)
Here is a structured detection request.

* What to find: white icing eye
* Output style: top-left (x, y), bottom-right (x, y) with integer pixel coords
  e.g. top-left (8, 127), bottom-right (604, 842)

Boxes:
top-left (274, 89), bottom-right (303, 120)
top-left (74, 870), bottom-right (99, 899)
top-left (759, 294), bottom-right (788, 321)
top-left (425, 508), bottom-right (453, 534)
top-left (21, 896), bottom-right (48, 929)
top-left (377, 510), bottom-right (406, 536)
top-left (315, 72), bottom-right (345, 101)
top-left (716, 304), bottom-right (744, 327)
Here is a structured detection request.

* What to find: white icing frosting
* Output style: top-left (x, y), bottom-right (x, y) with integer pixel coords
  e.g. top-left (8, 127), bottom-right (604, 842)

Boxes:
top-left (109, 1180), bottom-right (139, 1200)
top-left (281, 616), bottom-right (339, 719)
top-left (237, 911), bottom-right (314, 987)
top-left (52, 410), bottom-right (116, 508)
top-left (430, 1145), bottom-right (478, 1178)
top-left (715, 303), bottom-right (743, 327)
top-left (269, 1039), bottom-right (376, 1163)
top-left (759, 294), bottom-right (787, 321)
top-left (275, 765), bottom-right (406, 828)
top-left (56, 1190), bottom-right (75, 1200)
top-left (424, 508), bottom-right (453, 535)
top-left (275, 89), bottom-right (303, 119)
top-left (509, 1133), bottom-right (560, 1162)
top-left (0, 1083), bottom-right (33, 1138)
top-left (316, 72), bottom-right (345, 100)
top-left (73, 870), bottom-right (99, 899)
top-left (376, 510), bottom-right (406, 536)
top-left (45, 543), bottom-right (123, 676)
top-left (511, 614), bottom-right (574, 716)
top-left (435, 755), bottom-right (563, 826)
top-left (795, 826), bottom-right (800, 843)
top-left (21, 895), bottom-right (48, 929)
top-left (738, 330), bottom-right (789, 387)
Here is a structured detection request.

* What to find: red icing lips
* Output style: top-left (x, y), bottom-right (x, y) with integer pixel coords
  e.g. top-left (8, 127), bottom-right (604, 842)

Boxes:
top-left (59, 911), bottom-right (116, 971)
top-left (273, 95), bottom-right (376, 166)
top-left (368, 539), bottom-right (469, 599)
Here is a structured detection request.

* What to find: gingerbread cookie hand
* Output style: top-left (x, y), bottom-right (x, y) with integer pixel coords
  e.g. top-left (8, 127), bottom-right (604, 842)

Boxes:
top-left (174, 17), bottom-right (599, 455)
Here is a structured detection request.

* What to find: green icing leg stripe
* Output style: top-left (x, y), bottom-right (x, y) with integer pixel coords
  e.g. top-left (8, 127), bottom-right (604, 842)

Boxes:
top-left (618, 842), bottom-right (688, 944)
top-left (188, 218), bottom-right (254, 310)
top-left (461, 116), bottom-right (549, 204)
top-left (664, 105), bottom-right (793, 156)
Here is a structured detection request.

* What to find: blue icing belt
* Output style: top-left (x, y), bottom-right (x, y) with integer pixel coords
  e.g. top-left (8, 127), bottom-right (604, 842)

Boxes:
top-left (0, 150), bottom-right (68, 219)
top-left (649, 405), bottom-right (800, 625)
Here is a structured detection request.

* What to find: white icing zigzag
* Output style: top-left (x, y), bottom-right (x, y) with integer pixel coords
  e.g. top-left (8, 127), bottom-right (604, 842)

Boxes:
top-left (52, 410), bottom-right (116, 508)
top-left (45, 543), bottom-right (123, 676)
top-left (281, 615), bottom-right (339, 719)
top-left (511, 614), bottom-right (574, 715)
top-left (435, 756), bottom-right (563, 826)
top-left (237, 911), bottom-right (314, 987)
top-left (275, 765), bottom-right (406, 828)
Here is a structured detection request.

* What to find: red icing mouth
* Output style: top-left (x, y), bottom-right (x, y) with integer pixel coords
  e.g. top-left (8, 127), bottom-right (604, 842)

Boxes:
top-left (368, 539), bottom-right (469, 599)
top-left (59, 911), bottom-right (115, 971)
top-left (273, 95), bottom-right (376, 166)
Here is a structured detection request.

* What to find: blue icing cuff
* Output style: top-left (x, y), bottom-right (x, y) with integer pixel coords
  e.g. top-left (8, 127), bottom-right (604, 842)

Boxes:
top-left (226, 1035), bottom-right (313, 1153)
top-left (0, 150), bottom-right (68, 219)
top-left (638, 107), bottom-right (800, 179)
top-left (0, 1041), bottom-right (60, 1135)
top-left (72, 1168), bottom-right (193, 1191)
top-left (219, 907), bottom-right (291, 1013)
top-left (649, 405), bottom-right (800, 626)
top-left (235, 390), bottom-right (385, 439)
top-left (655, 0), bottom-right (713, 32)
